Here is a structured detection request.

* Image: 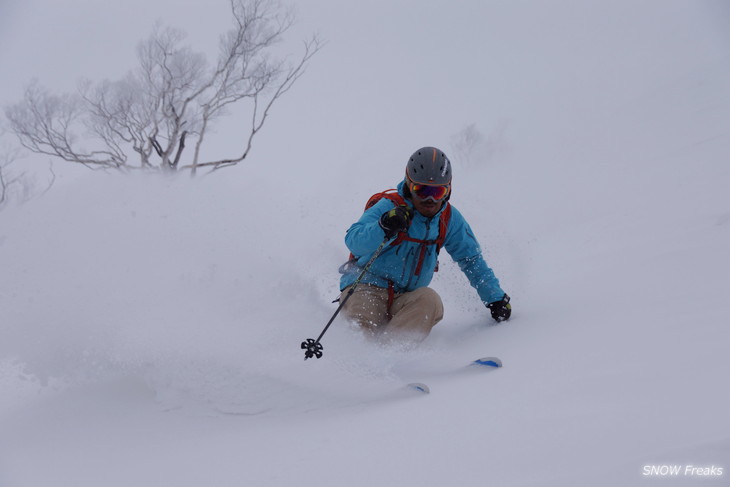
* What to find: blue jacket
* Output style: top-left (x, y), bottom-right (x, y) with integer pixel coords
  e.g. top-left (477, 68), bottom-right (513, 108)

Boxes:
top-left (340, 181), bottom-right (506, 305)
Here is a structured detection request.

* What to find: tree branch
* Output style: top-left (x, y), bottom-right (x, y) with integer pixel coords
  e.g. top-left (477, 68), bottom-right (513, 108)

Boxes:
top-left (4, 0), bottom-right (320, 175)
top-left (172, 130), bottom-right (187, 169)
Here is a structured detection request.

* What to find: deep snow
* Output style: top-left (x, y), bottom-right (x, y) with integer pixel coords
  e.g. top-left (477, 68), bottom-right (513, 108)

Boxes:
top-left (2, 1), bottom-right (730, 486)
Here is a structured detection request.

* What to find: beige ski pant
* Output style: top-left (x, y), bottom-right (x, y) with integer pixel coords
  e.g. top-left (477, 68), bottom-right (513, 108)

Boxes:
top-left (340, 284), bottom-right (444, 342)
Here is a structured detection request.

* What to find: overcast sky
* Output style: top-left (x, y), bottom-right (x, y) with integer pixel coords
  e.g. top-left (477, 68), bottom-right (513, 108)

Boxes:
top-left (1, 0), bottom-right (728, 185)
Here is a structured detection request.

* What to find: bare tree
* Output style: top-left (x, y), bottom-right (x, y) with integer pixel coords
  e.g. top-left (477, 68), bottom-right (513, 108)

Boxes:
top-left (0, 128), bottom-right (55, 209)
top-left (5, 0), bottom-right (320, 176)
top-left (451, 123), bottom-right (484, 167)
top-left (0, 127), bottom-right (21, 206)
top-left (0, 153), bottom-right (15, 208)
top-left (450, 120), bottom-right (510, 168)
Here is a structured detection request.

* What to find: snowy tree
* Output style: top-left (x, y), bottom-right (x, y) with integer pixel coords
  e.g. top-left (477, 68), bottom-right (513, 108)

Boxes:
top-left (451, 120), bottom-right (510, 168)
top-left (0, 128), bottom-right (54, 209)
top-left (4, 0), bottom-right (320, 176)
top-left (451, 123), bottom-right (484, 167)
top-left (0, 147), bottom-right (18, 209)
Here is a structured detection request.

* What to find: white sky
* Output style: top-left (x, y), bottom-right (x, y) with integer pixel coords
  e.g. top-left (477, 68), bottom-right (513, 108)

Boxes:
top-left (1, 0), bottom-right (728, 184)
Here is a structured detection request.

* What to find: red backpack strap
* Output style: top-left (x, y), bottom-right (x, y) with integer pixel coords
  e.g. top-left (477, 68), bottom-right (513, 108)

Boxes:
top-left (398, 202), bottom-right (452, 276)
top-left (391, 201), bottom-right (451, 251)
top-left (365, 189), bottom-right (406, 210)
top-left (368, 190), bottom-right (408, 246)
top-left (435, 202), bottom-right (451, 253)
top-left (348, 190), bottom-right (408, 261)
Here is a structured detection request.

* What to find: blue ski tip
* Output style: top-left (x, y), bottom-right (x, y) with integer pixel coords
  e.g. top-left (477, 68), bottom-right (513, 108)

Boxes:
top-left (472, 357), bottom-right (503, 368)
top-left (407, 382), bottom-right (431, 394)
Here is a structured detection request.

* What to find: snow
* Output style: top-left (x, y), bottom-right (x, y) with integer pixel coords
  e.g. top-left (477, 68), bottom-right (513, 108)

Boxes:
top-left (1, 1), bottom-right (730, 486)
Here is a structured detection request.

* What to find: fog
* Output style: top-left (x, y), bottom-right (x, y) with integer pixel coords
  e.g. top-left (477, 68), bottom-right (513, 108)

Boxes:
top-left (1, 2), bottom-right (729, 486)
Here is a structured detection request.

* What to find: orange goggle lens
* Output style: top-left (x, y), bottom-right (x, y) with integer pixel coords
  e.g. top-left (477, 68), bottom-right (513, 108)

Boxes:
top-left (411, 184), bottom-right (449, 201)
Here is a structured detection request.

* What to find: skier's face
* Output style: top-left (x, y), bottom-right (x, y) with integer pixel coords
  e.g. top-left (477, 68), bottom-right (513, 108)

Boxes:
top-left (409, 182), bottom-right (449, 218)
top-left (412, 195), bottom-right (444, 218)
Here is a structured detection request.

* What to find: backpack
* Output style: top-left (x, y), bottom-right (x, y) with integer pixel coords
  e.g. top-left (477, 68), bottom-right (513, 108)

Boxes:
top-left (340, 189), bottom-right (452, 315)
top-left (349, 189), bottom-right (452, 274)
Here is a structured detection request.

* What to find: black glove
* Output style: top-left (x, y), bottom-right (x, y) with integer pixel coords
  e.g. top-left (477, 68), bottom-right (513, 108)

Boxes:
top-left (379, 206), bottom-right (412, 238)
top-left (487, 294), bottom-right (511, 322)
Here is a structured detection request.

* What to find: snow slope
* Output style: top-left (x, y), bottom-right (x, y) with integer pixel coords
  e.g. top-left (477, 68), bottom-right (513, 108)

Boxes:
top-left (1, 1), bottom-right (730, 486)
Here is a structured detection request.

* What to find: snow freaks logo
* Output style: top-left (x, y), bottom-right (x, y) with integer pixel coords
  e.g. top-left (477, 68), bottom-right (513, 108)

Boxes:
top-left (642, 465), bottom-right (724, 478)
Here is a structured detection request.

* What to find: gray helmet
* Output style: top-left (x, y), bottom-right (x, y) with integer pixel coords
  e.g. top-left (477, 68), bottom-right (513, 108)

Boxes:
top-left (405, 147), bottom-right (452, 185)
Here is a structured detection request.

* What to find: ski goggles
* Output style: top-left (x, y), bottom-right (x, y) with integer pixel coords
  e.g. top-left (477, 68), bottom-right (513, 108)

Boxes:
top-left (410, 183), bottom-right (450, 201)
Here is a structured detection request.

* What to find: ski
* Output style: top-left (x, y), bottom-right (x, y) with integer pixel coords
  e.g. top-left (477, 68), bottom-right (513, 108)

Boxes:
top-left (471, 356), bottom-right (503, 368)
top-left (403, 357), bottom-right (502, 394)
top-left (406, 382), bottom-right (431, 394)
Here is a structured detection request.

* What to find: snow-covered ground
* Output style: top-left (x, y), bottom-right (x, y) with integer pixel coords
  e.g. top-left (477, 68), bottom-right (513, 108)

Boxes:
top-left (1, 1), bottom-right (729, 486)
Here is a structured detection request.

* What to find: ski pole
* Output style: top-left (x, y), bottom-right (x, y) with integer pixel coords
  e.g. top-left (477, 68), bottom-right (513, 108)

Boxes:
top-left (301, 236), bottom-right (390, 360)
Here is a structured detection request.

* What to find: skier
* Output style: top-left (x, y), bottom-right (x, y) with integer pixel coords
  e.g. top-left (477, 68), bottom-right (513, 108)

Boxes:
top-left (339, 146), bottom-right (511, 343)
